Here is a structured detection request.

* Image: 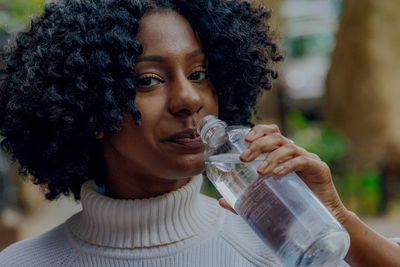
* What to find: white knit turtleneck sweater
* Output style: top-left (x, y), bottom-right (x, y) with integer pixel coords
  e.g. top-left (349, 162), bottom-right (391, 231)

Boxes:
top-left (0, 176), bottom-right (285, 267)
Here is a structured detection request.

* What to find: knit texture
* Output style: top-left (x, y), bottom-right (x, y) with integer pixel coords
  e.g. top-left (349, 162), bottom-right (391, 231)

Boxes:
top-left (0, 176), bottom-right (283, 267)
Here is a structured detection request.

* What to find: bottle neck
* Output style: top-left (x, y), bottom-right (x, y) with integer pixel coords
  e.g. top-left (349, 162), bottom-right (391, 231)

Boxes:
top-left (197, 116), bottom-right (228, 146)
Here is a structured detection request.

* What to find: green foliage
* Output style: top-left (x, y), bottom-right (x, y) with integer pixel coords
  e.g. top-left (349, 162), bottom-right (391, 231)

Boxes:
top-left (287, 110), bottom-right (382, 215)
top-left (335, 169), bottom-right (381, 215)
top-left (288, 33), bottom-right (336, 58)
top-left (201, 177), bottom-right (221, 199)
top-left (0, 0), bottom-right (45, 32)
top-left (286, 110), bottom-right (347, 164)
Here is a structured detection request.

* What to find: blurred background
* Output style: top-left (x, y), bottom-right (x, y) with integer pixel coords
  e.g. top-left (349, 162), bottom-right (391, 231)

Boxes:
top-left (1, 0), bottom-right (400, 250)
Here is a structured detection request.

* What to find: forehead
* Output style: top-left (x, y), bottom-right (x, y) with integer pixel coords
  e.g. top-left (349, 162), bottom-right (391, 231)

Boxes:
top-left (136, 10), bottom-right (202, 55)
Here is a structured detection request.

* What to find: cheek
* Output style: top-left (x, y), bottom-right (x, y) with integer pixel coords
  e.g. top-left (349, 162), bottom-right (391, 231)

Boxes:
top-left (135, 93), bottom-right (167, 124)
top-left (108, 112), bottom-right (156, 157)
top-left (109, 124), bottom-right (142, 156)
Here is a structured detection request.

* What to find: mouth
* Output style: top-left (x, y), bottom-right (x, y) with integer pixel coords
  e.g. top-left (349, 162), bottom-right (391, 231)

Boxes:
top-left (163, 129), bottom-right (204, 151)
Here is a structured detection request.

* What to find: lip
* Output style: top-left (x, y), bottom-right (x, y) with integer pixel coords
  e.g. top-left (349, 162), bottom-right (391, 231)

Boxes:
top-left (162, 128), bottom-right (204, 151)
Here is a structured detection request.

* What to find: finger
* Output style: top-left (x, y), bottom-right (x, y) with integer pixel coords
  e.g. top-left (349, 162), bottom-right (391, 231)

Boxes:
top-left (245, 124), bottom-right (280, 142)
top-left (241, 132), bottom-right (292, 162)
top-left (257, 143), bottom-right (300, 175)
top-left (272, 155), bottom-right (310, 176)
top-left (271, 155), bottom-right (330, 184)
top-left (218, 198), bottom-right (237, 214)
top-left (258, 144), bottom-right (321, 175)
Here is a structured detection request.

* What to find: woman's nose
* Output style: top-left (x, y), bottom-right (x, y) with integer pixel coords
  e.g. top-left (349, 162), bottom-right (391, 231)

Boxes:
top-left (168, 74), bottom-right (203, 117)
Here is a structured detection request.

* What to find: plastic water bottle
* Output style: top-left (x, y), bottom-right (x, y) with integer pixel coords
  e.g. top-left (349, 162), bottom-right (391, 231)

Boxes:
top-left (197, 115), bottom-right (350, 267)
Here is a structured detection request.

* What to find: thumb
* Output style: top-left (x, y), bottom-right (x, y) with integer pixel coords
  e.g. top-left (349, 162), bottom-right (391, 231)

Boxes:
top-left (218, 198), bottom-right (238, 214)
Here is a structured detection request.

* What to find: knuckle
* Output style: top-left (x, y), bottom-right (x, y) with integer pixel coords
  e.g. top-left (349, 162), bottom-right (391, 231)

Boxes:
top-left (269, 124), bottom-right (280, 132)
top-left (285, 142), bottom-right (296, 150)
top-left (310, 153), bottom-right (321, 160)
top-left (253, 124), bottom-right (266, 132)
top-left (255, 124), bottom-right (280, 134)
top-left (298, 155), bottom-right (309, 165)
top-left (320, 160), bottom-right (329, 169)
top-left (297, 147), bottom-right (307, 153)
top-left (271, 132), bottom-right (282, 139)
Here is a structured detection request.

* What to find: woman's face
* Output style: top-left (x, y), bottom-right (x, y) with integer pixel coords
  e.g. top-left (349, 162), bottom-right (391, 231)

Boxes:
top-left (102, 10), bottom-right (218, 185)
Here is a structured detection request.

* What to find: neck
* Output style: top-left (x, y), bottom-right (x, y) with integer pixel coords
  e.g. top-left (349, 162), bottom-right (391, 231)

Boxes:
top-left (105, 174), bottom-right (191, 199)
top-left (101, 138), bottom-right (192, 199)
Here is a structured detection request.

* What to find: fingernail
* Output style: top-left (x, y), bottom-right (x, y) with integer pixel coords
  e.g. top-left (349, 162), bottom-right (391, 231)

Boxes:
top-left (242, 149), bottom-right (252, 158)
top-left (257, 161), bottom-right (269, 172)
top-left (246, 130), bottom-right (255, 138)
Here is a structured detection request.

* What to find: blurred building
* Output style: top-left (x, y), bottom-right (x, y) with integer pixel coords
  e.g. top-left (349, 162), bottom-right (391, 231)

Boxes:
top-left (279, 0), bottom-right (341, 119)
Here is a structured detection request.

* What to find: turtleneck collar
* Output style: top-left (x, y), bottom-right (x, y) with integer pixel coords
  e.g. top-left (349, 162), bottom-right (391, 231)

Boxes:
top-left (66, 175), bottom-right (221, 249)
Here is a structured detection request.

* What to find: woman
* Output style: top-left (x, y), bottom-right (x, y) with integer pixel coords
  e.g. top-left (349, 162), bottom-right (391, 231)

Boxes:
top-left (0, 0), bottom-right (347, 266)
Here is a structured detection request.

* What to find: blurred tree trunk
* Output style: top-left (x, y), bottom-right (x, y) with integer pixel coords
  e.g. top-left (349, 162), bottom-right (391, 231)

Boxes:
top-left (254, 0), bottom-right (284, 127)
top-left (325, 0), bottom-right (400, 171)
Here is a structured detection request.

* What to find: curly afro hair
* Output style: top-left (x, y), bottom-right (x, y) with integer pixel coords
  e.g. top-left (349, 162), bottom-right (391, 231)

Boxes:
top-left (0, 0), bottom-right (282, 200)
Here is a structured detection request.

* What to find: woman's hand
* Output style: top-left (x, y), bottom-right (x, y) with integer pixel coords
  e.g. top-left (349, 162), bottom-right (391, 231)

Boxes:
top-left (219, 123), bottom-right (349, 224)
top-left (219, 124), bottom-right (400, 267)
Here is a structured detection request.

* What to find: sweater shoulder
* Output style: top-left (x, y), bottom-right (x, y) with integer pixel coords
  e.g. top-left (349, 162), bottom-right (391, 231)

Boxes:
top-left (0, 224), bottom-right (78, 267)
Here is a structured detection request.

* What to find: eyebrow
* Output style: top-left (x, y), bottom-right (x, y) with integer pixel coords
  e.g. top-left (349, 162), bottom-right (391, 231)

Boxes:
top-left (136, 49), bottom-right (204, 63)
top-left (136, 55), bottom-right (165, 63)
top-left (188, 49), bottom-right (204, 58)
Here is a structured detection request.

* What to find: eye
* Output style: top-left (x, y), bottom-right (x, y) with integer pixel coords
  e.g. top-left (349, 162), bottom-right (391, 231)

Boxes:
top-left (138, 74), bottom-right (164, 88)
top-left (189, 69), bottom-right (207, 82)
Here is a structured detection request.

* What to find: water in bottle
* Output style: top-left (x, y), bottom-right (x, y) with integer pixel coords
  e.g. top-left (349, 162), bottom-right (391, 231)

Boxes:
top-left (198, 115), bottom-right (350, 267)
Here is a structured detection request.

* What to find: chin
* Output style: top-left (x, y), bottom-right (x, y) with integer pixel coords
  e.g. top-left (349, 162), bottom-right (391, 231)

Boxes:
top-left (164, 159), bottom-right (205, 180)
top-left (181, 165), bottom-right (205, 179)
